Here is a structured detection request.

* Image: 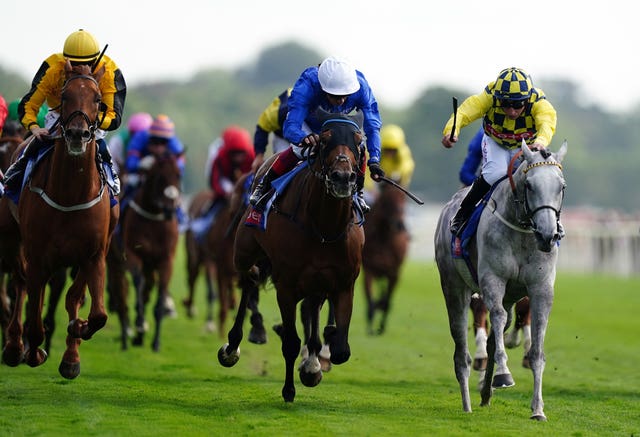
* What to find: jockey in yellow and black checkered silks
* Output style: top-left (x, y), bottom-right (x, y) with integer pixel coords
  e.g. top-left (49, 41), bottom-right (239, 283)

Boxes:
top-left (440, 66), bottom-right (559, 237)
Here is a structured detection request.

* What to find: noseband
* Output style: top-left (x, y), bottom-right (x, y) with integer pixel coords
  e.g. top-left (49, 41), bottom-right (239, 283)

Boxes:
top-left (59, 74), bottom-right (103, 143)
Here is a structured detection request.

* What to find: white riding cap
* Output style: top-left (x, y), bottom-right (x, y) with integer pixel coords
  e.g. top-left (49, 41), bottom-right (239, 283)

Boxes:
top-left (318, 56), bottom-right (360, 95)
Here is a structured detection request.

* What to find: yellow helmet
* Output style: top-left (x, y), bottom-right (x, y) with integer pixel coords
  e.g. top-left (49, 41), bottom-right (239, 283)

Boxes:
top-left (63, 29), bottom-right (100, 62)
top-left (380, 124), bottom-right (406, 150)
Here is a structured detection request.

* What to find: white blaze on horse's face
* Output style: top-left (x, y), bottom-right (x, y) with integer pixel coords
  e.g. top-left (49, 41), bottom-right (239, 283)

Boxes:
top-left (164, 185), bottom-right (180, 202)
top-left (520, 141), bottom-right (567, 251)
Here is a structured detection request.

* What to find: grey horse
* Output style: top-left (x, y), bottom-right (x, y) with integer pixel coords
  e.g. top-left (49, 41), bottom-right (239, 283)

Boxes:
top-left (435, 140), bottom-right (567, 421)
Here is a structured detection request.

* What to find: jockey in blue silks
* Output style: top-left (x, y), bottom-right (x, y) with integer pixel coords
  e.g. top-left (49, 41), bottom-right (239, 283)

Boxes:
top-left (248, 56), bottom-right (385, 213)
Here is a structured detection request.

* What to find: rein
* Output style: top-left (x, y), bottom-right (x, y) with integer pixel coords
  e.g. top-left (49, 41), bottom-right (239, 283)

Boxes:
top-left (506, 149), bottom-right (564, 229)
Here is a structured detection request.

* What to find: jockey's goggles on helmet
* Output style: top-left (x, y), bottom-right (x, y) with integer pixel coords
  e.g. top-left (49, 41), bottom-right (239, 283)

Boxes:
top-left (500, 99), bottom-right (526, 109)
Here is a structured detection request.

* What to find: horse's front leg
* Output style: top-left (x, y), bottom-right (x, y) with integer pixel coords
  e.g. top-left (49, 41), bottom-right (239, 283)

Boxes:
top-left (480, 277), bottom-right (514, 389)
top-left (77, 256), bottom-right (108, 339)
top-left (277, 291), bottom-right (301, 402)
top-left (328, 286), bottom-right (354, 365)
top-left (60, 269), bottom-right (95, 379)
top-left (298, 296), bottom-right (323, 388)
top-left (527, 288), bottom-right (553, 421)
top-left (23, 271), bottom-right (48, 368)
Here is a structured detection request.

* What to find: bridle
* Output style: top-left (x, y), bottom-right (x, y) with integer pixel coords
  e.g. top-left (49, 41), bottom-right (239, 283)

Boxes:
top-left (311, 118), bottom-right (361, 197)
top-left (507, 150), bottom-right (565, 230)
top-left (59, 74), bottom-right (104, 144)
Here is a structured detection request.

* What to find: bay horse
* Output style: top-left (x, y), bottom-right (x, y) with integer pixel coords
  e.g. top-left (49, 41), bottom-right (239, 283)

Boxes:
top-left (219, 110), bottom-right (365, 402)
top-left (1, 62), bottom-right (118, 379)
top-left (435, 140), bottom-right (567, 420)
top-left (362, 182), bottom-right (410, 335)
top-left (122, 152), bottom-right (182, 352)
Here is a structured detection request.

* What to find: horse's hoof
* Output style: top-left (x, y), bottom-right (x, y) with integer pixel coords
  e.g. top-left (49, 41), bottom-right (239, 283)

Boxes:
top-left (132, 335), bottom-right (143, 347)
top-left (492, 373), bottom-right (515, 388)
top-left (319, 356), bottom-right (332, 373)
top-left (24, 347), bottom-right (48, 367)
top-left (2, 346), bottom-right (25, 367)
top-left (530, 413), bottom-right (547, 421)
top-left (473, 357), bottom-right (487, 371)
top-left (205, 321), bottom-right (216, 333)
top-left (248, 326), bottom-right (267, 344)
top-left (59, 360), bottom-right (81, 379)
top-left (218, 344), bottom-right (240, 367)
top-left (299, 368), bottom-right (323, 387)
top-left (282, 386), bottom-right (295, 402)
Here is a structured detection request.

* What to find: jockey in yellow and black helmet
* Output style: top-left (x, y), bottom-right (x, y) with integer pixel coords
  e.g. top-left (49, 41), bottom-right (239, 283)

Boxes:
top-left (3, 29), bottom-right (126, 201)
top-left (441, 67), bottom-right (559, 237)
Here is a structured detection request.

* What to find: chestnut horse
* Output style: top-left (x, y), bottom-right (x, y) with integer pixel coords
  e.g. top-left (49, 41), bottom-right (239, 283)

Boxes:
top-left (362, 182), bottom-right (410, 335)
top-left (1, 62), bottom-right (118, 379)
top-left (122, 152), bottom-right (182, 352)
top-left (219, 111), bottom-right (365, 402)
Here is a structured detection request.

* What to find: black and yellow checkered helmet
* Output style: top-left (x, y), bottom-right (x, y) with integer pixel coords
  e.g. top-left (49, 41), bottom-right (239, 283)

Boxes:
top-left (493, 67), bottom-right (533, 101)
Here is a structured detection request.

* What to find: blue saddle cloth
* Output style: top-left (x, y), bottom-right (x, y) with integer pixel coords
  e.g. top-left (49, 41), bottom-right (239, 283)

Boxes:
top-left (450, 179), bottom-right (505, 284)
top-left (5, 143), bottom-right (118, 207)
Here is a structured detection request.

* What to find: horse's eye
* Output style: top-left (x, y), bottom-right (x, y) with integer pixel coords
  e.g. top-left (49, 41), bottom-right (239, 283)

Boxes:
top-left (525, 181), bottom-right (533, 191)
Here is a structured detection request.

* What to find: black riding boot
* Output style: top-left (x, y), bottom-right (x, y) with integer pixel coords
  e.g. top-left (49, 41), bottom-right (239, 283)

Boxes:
top-left (450, 175), bottom-right (491, 236)
top-left (250, 168), bottom-right (278, 211)
top-left (355, 174), bottom-right (370, 213)
top-left (98, 139), bottom-right (121, 196)
top-left (2, 138), bottom-right (43, 195)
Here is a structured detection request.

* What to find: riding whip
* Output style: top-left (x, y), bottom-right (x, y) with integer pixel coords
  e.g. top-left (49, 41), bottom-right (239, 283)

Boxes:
top-left (92, 44), bottom-right (109, 73)
top-left (379, 176), bottom-right (424, 205)
top-left (449, 97), bottom-right (458, 142)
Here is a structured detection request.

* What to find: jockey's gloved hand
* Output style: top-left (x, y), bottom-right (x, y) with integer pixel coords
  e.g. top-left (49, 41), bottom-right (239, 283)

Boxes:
top-left (300, 133), bottom-right (320, 147)
top-left (369, 162), bottom-right (385, 181)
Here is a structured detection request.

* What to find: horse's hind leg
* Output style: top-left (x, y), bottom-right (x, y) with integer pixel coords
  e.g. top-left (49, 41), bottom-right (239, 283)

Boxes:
top-left (247, 284), bottom-right (267, 344)
top-left (182, 231), bottom-right (200, 318)
top-left (527, 292), bottom-right (552, 421)
top-left (2, 280), bottom-right (26, 367)
top-left (204, 262), bottom-right (217, 332)
top-left (470, 293), bottom-right (488, 372)
top-left (218, 270), bottom-right (255, 367)
top-left (43, 268), bottom-right (67, 354)
top-left (443, 285), bottom-right (473, 412)
top-left (277, 291), bottom-right (301, 402)
top-left (23, 274), bottom-right (48, 368)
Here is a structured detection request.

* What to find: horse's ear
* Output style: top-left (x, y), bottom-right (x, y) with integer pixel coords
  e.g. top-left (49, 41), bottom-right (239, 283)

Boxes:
top-left (315, 107), bottom-right (332, 124)
top-left (349, 110), bottom-right (364, 130)
top-left (93, 64), bottom-right (105, 82)
top-left (555, 140), bottom-right (568, 163)
top-left (521, 139), bottom-right (535, 162)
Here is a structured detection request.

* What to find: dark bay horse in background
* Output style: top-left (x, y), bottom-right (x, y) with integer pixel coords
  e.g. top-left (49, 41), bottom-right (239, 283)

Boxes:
top-left (121, 152), bottom-right (182, 352)
top-left (1, 62), bottom-right (118, 378)
top-left (435, 140), bottom-right (567, 420)
top-left (362, 183), bottom-right (410, 335)
top-left (184, 189), bottom-right (217, 330)
top-left (184, 175), bottom-right (267, 342)
top-left (219, 111), bottom-right (365, 402)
